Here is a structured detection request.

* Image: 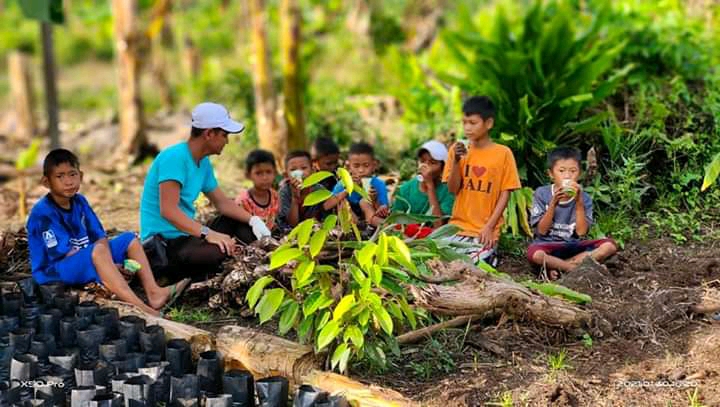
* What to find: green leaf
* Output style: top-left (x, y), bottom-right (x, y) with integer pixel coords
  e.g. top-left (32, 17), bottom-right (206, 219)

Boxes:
top-left (369, 265), bottom-right (383, 286)
top-left (702, 152), bottom-right (720, 191)
top-left (298, 315), bottom-right (314, 343)
top-left (256, 288), bottom-right (284, 324)
top-left (388, 253), bottom-right (418, 274)
top-left (373, 306), bottom-right (394, 335)
top-left (303, 189), bottom-right (333, 206)
top-left (246, 276), bottom-right (274, 309)
top-left (387, 302), bottom-right (403, 322)
top-left (337, 167), bottom-right (354, 194)
top-left (344, 325), bottom-right (364, 349)
top-left (293, 261), bottom-right (316, 289)
top-left (296, 219), bottom-right (315, 247)
top-left (389, 236), bottom-right (411, 264)
top-left (317, 320), bottom-right (340, 351)
top-left (427, 223), bottom-right (462, 240)
top-left (15, 140), bottom-right (41, 171)
top-left (309, 230), bottom-right (327, 258)
top-left (270, 248), bottom-right (304, 270)
top-left (315, 265), bottom-right (335, 273)
top-left (331, 343), bottom-right (352, 373)
top-left (398, 297), bottom-right (417, 329)
top-left (322, 214), bottom-right (338, 231)
top-left (316, 310), bottom-right (331, 331)
top-left (358, 308), bottom-right (371, 327)
top-left (302, 171), bottom-right (333, 188)
top-left (383, 212), bottom-right (439, 226)
top-left (355, 242), bottom-right (377, 270)
top-left (524, 281), bottom-right (592, 304)
top-left (331, 342), bottom-right (350, 371)
top-left (348, 264), bottom-right (367, 284)
top-left (303, 291), bottom-right (324, 317)
top-left (278, 301), bottom-right (299, 335)
top-left (333, 294), bottom-right (355, 321)
top-left (376, 233), bottom-right (388, 266)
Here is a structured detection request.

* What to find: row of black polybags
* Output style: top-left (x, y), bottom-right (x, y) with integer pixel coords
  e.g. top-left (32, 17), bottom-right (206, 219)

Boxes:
top-left (0, 279), bottom-right (348, 407)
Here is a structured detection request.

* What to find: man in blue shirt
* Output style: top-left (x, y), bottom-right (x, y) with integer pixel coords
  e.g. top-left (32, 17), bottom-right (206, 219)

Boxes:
top-left (140, 102), bottom-right (271, 278)
top-left (27, 149), bottom-right (185, 317)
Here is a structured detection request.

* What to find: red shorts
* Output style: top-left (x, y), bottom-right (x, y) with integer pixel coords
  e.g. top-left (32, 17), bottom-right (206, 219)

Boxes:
top-left (527, 238), bottom-right (616, 262)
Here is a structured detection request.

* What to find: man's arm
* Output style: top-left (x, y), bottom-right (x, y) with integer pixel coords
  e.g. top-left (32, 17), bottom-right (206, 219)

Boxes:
top-left (159, 181), bottom-right (206, 237)
top-left (205, 187), bottom-right (252, 223)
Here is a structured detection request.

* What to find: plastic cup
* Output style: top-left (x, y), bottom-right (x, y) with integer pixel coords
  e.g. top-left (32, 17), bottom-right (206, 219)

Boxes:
top-left (290, 170), bottom-right (304, 181)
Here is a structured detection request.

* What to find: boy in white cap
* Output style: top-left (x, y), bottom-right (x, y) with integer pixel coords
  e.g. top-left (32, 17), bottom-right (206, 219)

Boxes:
top-left (140, 102), bottom-right (272, 281)
top-left (391, 140), bottom-right (455, 236)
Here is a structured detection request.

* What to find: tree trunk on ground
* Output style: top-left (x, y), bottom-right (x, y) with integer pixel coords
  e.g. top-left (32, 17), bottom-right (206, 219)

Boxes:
top-left (182, 36), bottom-right (201, 80)
top-left (80, 295), bottom-right (413, 406)
top-left (111, 0), bottom-right (147, 165)
top-left (40, 23), bottom-right (60, 149)
top-left (410, 260), bottom-right (593, 329)
top-left (280, 0), bottom-right (306, 151)
top-left (8, 51), bottom-right (36, 142)
top-left (249, 0), bottom-right (286, 164)
top-left (217, 326), bottom-right (413, 406)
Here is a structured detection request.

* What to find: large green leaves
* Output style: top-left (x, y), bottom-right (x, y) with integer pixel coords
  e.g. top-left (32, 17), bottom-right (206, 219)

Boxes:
top-left (303, 189), bottom-right (333, 206)
top-left (337, 167), bottom-right (354, 194)
top-left (256, 288), bottom-right (284, 324)
top-left (302, 171), bottom-right (333, 188)
top-left (246, 276), bottom-right (274, 308)
top-left (270, 248), bottom-right (304, 270)
top-left (279, 301), bottom-right (300, 334)
top-left (317, 320), bottom-right (340, 351)
top-left (702, 152), bottom-right (720, 191)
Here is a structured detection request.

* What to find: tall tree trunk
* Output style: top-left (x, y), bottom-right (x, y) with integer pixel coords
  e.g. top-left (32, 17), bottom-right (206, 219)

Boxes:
top-left (8, 51), bottom-right (36, 143)
top-left (281, 0), bottom-right (306, 151)
top-left (150, 0), bottom-right (175, 111)
top-left (249, 0), bottom-right (285, 164)
top-left (40, 23), bottom-right (60, 149)
top-left (111, 0), bottom-right (147, 165)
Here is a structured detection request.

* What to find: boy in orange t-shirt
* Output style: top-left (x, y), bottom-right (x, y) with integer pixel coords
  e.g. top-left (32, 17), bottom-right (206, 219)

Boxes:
top-left (442, 96), bottom-right (521, 266)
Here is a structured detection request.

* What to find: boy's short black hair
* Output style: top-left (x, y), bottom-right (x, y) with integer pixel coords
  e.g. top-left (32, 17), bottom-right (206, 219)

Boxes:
top-left (285, 150), bottom-right (312, 167)
top-left (43, 149), bottom-right (80, 176)
top-left (311, 136), bottom-right (340, 158)
top-left (245, 149), bottom-right (276, 174)
top-left (348, 142), bottom-right (374, 157)
top-left (547, 146), bottom-right (582, 169)
top-left (462, 96), bottom-right (496, 120)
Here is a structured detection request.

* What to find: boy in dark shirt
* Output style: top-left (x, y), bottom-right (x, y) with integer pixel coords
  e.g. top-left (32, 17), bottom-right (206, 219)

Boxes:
top-left (27, 149), bottom-right (188, 316)
top-left (527, 147), bottom-right (617, 279)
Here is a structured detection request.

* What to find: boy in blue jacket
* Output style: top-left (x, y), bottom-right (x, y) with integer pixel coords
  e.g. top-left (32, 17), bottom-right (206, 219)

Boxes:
top-left (27, 149), bottom-right (188, 316)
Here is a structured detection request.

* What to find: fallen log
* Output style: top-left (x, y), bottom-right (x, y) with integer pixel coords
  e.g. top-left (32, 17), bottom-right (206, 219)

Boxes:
top-left (81, 293), bottom-right (413, 406)
top-left (216, 325), bottom-right (413, 407)
top-left (410, 261), bottom-right (592, 329)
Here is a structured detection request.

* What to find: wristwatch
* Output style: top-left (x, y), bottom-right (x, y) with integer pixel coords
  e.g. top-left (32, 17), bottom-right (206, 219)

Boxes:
top-left (199, 225), bottom-right (210, 240)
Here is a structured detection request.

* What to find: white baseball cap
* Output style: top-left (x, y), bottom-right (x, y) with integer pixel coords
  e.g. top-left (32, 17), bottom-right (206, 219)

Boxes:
top-left (191, 102), bottom-right (245, 133)
top-left (418, 140), bottom-right (448, 161)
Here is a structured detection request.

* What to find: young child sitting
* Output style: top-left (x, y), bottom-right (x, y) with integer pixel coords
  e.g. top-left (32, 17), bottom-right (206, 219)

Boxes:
top-left (27, 149), bottom-right (189, 317)
top-left (527, 147), bottom-right (618, 280)
top-left (276, 150), bottom-right (326, 233)
top-left (234, 149), bottom-right (280, 235)
top-left (323, 142), bottom-right (389, 226)
top-left (392, 140), bottom-right (455, 237)
top-left (311, 136), bottom-right (341, 191)
top-left (443, 96), bottom-right (521, 266)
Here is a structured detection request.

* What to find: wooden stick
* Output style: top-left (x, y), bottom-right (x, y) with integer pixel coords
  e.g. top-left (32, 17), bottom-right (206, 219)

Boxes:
top-left (397, 315), bottom-right (479, 345)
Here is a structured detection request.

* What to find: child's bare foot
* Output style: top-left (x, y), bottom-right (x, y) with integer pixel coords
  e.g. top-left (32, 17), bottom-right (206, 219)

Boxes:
top-left (568, 252), bottom-right (592, 267)
top-left (548, 269), bottom-right (560, 280)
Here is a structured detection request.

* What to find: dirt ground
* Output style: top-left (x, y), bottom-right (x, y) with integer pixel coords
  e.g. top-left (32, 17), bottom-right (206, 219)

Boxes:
top-left (1, 122), bottom-right (719, 406)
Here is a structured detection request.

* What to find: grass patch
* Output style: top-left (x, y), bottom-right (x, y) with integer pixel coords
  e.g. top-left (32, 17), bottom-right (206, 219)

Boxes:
top-left (166, 306), bottom-right (213, 323)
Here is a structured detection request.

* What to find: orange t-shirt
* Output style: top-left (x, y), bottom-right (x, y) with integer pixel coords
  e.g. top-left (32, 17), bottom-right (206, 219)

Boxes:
top-left (235, 189), bottom-right (280, 230)
top-left (442, 142), bottom-right (521, 239)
